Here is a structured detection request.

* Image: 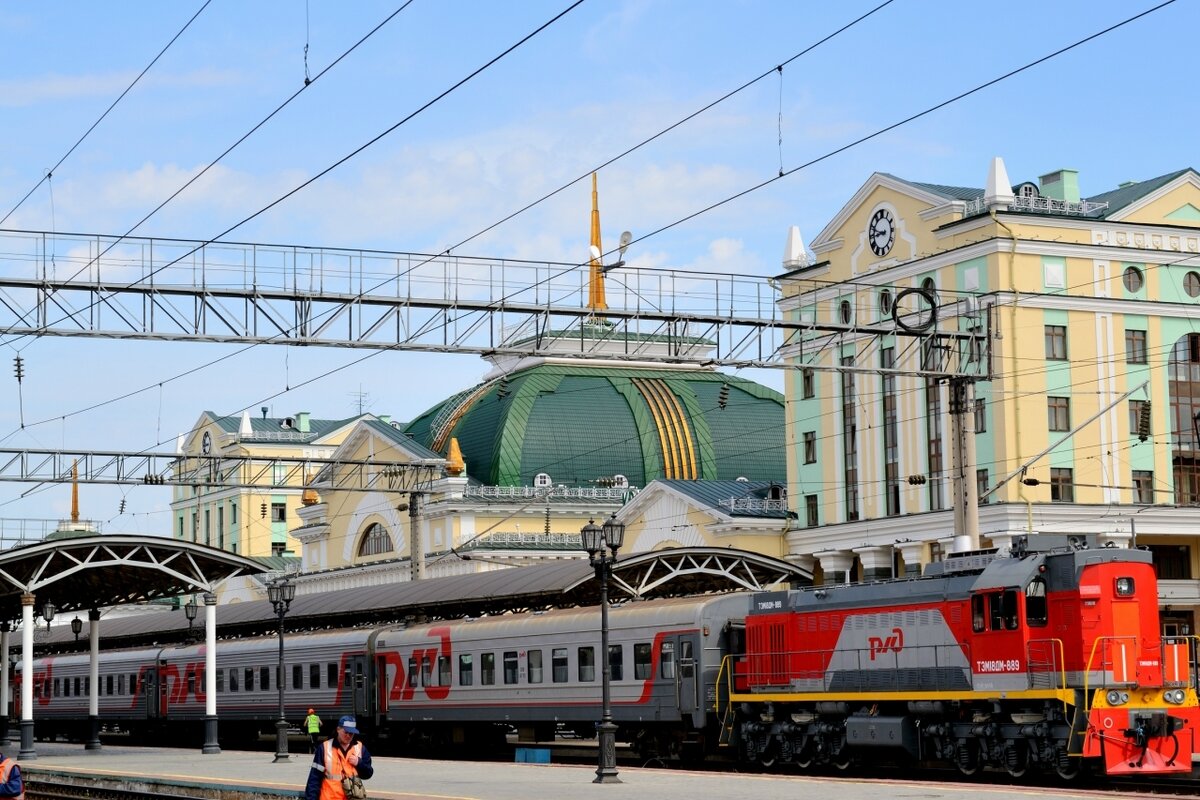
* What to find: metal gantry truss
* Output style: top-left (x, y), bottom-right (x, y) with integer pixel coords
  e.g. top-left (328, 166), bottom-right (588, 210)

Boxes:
top-left (0, 448), bottom-right (440, 493)
top-left (0, 229), bottom-right (991, 377)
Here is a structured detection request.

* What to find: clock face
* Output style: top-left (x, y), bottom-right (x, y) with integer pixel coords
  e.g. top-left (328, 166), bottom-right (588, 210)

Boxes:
top-left (201, 431), bottom-right (212, 455)
top-left (868, 208), bottom-right (896, 257)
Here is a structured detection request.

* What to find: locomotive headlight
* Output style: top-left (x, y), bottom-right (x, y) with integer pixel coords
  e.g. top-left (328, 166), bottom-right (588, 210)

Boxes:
top-left (1163, 689), bottom-right (1187, 705)
top-left (1106, 689), bottom-right (1127, 706)
top-left (1114, 577), bottom-right (1135, 596)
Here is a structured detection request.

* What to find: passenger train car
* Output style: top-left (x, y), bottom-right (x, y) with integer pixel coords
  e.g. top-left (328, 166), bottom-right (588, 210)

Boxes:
top-left (14, 535), bottom-right (1200, 779)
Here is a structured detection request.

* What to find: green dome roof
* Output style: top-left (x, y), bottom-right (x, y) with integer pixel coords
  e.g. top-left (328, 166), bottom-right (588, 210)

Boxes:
top-left (404, 364), bottom-right (784, 487)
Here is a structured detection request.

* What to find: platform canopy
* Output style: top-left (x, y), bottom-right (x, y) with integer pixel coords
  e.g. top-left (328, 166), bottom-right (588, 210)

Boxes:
top-left (0, 534), bottom-right (267, 622)
top-left (37, 546), bottom-right (810, 649)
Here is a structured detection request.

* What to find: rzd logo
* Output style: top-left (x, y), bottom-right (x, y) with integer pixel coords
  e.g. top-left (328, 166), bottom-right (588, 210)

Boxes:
top-left (868, 627), bottom-right (904, 660)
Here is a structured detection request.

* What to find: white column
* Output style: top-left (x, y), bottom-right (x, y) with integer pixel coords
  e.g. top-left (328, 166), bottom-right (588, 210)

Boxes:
top-left (18, 593), bottom-right (35, 759)
top-left (202, 592), bottom-right (219, 754)
top-left (0, 623), bottom-right (10, 739)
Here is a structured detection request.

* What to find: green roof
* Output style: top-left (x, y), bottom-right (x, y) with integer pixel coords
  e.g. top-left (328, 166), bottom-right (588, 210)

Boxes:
top-left (1085, 169), bottom-right (1194, 219)
top-left (208, 411), bottom-right (360, 442)
top-left (405, 364), bottom-right (784, 488)
top-left (658, 479), bottom-right (789, 519)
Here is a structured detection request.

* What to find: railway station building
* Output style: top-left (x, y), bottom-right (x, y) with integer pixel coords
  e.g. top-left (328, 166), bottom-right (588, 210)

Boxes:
top-left (779, 157), bottom-right (1200, 633)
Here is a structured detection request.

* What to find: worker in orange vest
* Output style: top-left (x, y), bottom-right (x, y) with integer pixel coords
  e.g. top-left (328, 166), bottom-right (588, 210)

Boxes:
top-left (0, 752), bottom-right (23, 799)
top-left (304, 715), bottom-right (373, 800)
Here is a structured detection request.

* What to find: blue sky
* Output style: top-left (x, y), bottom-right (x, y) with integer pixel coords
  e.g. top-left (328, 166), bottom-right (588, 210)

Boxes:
top-left (0, 0), bottom-right (1195, 529)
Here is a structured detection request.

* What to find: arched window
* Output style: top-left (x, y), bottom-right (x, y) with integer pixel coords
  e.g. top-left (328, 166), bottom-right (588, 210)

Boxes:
top-left (357, 522), bottom-right (394, 557)
top-left (534, 473), bottom-right (553, 488)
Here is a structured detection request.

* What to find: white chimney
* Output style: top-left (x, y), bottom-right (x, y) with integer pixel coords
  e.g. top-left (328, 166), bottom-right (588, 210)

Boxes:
top-left (240, 410), bottom-right (252, 436)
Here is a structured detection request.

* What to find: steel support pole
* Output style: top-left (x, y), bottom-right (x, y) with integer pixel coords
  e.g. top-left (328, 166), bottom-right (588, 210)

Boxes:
top-left (18, 594), bottom-right (35, 760)
top-left (86, 609), bottom-right (101, 749)
top-left (273, 605), bottom-right (289, 762)
top-left (594, 559), bottom-right (620, 784)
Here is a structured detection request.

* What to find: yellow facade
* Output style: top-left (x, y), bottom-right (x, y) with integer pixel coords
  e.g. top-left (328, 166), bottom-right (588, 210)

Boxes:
top-left (782, 163), bottom-right (1200, 618)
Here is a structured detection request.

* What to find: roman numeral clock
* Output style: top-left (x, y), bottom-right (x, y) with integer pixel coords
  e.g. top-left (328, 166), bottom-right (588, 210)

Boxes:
top-left (868, 208), bottom-right (896, 257)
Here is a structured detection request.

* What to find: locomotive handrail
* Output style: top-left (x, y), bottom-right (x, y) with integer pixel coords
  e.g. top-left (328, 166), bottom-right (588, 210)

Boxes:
top-left (1026, 638), bottom-right (1066, 691)
top-left (1161, 634), bottom-right (1200, 690)
top-left (714, 655), bottom-right (737, 745)
top-left (1082, 634), bottom-right (1139, 712)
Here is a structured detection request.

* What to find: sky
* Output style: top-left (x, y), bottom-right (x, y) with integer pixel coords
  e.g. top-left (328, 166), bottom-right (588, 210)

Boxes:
top-left (0, 0), bottom-right (1195, 531)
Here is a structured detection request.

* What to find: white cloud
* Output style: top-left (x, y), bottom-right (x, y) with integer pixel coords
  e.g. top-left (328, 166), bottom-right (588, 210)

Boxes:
top-left (0, 68), bottom-right (241, 107)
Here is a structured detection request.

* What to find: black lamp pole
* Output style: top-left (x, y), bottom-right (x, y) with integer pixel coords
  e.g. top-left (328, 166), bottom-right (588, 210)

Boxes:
top-left (580, 512), bottom-right (625, 784)
top-left (268, 577), bottom-right (296, 763)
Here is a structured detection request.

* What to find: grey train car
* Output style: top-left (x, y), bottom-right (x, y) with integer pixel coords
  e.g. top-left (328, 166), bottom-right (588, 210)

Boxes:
top-left (16, 593), bottom-right (750, 755)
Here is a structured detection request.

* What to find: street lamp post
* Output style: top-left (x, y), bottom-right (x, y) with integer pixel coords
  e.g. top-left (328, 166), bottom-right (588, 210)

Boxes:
top-left (580, 513), bottom-right (625, 784)
top-left (184, 599), bottom-right (199, 641)
top-left (268, 577), bottom-right (296, 763)
top-left (70, 617), bottom-right (82, 641)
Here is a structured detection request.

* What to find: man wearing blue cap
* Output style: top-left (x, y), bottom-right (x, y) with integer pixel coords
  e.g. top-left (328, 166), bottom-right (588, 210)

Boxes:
top-left (304, 715), bottom-right (374, 800)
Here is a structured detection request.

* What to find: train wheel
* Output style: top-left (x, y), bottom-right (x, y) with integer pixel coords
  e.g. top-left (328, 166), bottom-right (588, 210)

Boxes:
top-left (1053, 760), bottom-right (1080, 781)
top-left (1004, 742), bottom-right (1028, 778)
top-left (954, 743), bottom-right (980, 777)
top-left (831, 751), bottom-right (852, 771)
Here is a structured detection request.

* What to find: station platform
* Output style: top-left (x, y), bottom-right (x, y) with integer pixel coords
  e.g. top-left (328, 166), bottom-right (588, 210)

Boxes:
top-left (3, 742), bottom-right (1193, 800)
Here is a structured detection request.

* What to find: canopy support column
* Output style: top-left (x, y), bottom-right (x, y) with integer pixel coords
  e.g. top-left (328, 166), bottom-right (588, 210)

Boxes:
top-left (86, 609), bottom-right (102, 749)
top-left (18, 594), bottom-right (36, 760)
top-left (202, 592), bottom-right (220, 754)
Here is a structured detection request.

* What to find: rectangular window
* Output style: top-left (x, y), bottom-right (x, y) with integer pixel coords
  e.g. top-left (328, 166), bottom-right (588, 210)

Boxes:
top-left (841, 355), bottom-right (859, 521)
top-left (578, 647), bottom-right (595, 682)
top-left (527, 650), bottom-right (543, 684)
top-left (217, 507), bottom-right (225, 550)
top-left (271, 542), bottom-right (286, 557)
top-left (215, 669), bottom-right (224, 693)
top-left (803, 431), bottom-right (816, 464)
top-left (1133, 470), bottom-right (1154, 504)
top-left (552, 648), bottom-right (568, 683)
top-left (801, 368), bottom-right (815, 399)
top-left (977, 469), bottom-right (990, 505)
top-left (270, 502), bottom-right (286, 523)
top-left (437, 655), bottom-right (451, 687)
top-left (634, 643), bottom-right (652, 680)
top-left (659, 641), bottom-right (676, 679)
top-left (292, 664), bottom-right (302, 690)
top-left (229, 669), bottom-right (238, 692)
top-left (882, 347), bottom-right (900, 517)
top-left (187, 673), bottom-right (196, 697)
top-left (503, 651), bottom-right (519, 685)
top-left (1047, 396), bottom-right (1071, 432)
top-left (204, 508), bottom-right (211, 546)
top-left (805, 494), bottom-right (818, 528)
top-left (230, 502), bottom-right (238, 525)
top-left (310, 664), bottom-right (321, 690)
top-left (481, 652), bottom-right (496, 685)
top-left (974, 398), bottom-right (986, 433)
top-left (327, 663), bottom-right (338, 689)
top-left (459, 654), bottom-right (474, 686)
top-left (244, 668), bottom-right (254, 692)
top-left (1045, 325), bottom-right (1068, 360)
top-left (421, 655), bottom-right (433, 687)
top-left (609, 644), bottom-right (624, 681)
top-left (1050, 467), bottom-right (1074, 502)
top-left (119, 674), bottom-right (126, 695)
top-left (261, 667), bottom-right (271, 692)
top-left (1129, 399), bottom-right (1149, 440)
top-left (407, 657), bottom-right (419, 688)
top-left (1126, 328), bottom-right (1148, 364)
top-left (106, 674), bottom-right (114, 696)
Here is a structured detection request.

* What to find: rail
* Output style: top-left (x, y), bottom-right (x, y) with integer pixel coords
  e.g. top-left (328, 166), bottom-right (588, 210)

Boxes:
top-left (714, 654), bottom-right (737, 746)
top-left (1026, 637), bottom-right (1066, 690)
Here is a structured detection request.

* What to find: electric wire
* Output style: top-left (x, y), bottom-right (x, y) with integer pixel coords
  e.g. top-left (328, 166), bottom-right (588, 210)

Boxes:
top-left (0, 0), bottom-right (213, 227)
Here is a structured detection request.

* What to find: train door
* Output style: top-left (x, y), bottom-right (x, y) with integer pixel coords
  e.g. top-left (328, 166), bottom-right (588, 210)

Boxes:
top-left (969, 588), bottom-right (1029, 687)
top-left (663, 634), bottom-right (699, 715)
top-left (143, 663), bottom-right (166, 720)
top-left (345, 656), bottom-right (369, 719)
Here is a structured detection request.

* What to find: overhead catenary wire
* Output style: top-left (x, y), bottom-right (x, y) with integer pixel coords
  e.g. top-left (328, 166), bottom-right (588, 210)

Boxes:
top-left (0, 0), bottom-right (214, 227)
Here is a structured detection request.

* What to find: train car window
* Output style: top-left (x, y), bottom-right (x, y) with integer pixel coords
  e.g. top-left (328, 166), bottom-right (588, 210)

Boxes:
top-left (660, 641), bottom-right (676, 679)
top-left (292, 664), bottom-right (302, 690)
top-left (216, 670), bottom-right (224, 693)
top-left (634, 643), bottom-right (652, 680)
top-left (1025, 578), bottom-right (1048, 627)
top-left (261, 666), bottom-right (271, 692)
top-left (680, 640), bottom-right (695, 679)
top-left (408, 656), bottom-right (419, 688)
top-left (310, 664), bottom-right (321, 689)
top-left (971, 595), bottom-right (985, 632)
top-left (609, 645), bottom-right (624, 681)
top-left (244, 668), bottom-right (254, 692)
top-left (438, 655), bottom-right (451, 686)
top-left (459, 654), bottom-right (474, 686)
top-left (578, 647), bottom-right (595, 682)
top-left (503, 651), bottom-right (519, 685)
top-left (54, 679), bottom-right (61, 698)
top-left (59, 679), bottom-right (66, 697)
top-left (552, 648), bottom-right (568, 683)
top-left (106, 675), bottom-right (113, 696)
top-left (119, 674), bottom-right (126, 695)
top-left (187, 673), bottom-right (196, 696)
top-left (481, 653), bottom-right (495, 685)
top-left (528, 650), bottom-right (543, 684)
top-left (84, 677), bottom-right (89, 694)
top-left (229, 669), bottom-right (238, 692)
top-left (327, 663), bottom-right (338, 688)
top-left (421, 655), bottom-right (434, 686)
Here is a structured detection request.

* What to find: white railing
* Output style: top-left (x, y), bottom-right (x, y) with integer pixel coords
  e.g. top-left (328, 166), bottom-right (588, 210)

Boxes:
top-left (718, 498), bottom-right (787, 512)
top-left (962, 195), bottom-right (1109, 218)
top-left (463, 486), bottom-right (631, 501)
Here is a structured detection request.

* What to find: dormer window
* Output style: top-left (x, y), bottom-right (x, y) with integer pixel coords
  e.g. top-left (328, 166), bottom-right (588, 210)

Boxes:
top-left (534, 473), bottom-right (553, 488)
top-left (613, 475), bottom-right (629, 489)
top-left (1016, 183), bottom-right (1038, 199)
top-left (767, 484), bottom-right (786, 502)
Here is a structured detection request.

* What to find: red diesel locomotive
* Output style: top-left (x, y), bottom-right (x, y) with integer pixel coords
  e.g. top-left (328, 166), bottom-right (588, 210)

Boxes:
top-left (724, 534), bottom-right (1199, 777)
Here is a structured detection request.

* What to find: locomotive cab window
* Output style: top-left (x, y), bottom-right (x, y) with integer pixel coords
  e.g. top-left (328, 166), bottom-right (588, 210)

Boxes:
top-left (1025, 578), bottom-right (1048, 627)
top-left (1115, 576), bottom-right (1136, 596)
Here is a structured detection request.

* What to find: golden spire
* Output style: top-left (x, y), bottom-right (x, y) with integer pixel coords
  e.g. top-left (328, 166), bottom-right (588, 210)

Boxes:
top-left (587, 173), bottom-right (607, 312)
top-left (71, 459), bottom-right (79, 523)
top-left (446, 437), bottom-right (466, 477)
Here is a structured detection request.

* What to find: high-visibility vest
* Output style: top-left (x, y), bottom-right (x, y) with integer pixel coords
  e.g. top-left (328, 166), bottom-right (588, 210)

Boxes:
top-left (319, 739), bottom-right (362, 800)
top-left (0, 758), bottom-right (23, 800)
top-left (306, 714), bottom-right (322, 734)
